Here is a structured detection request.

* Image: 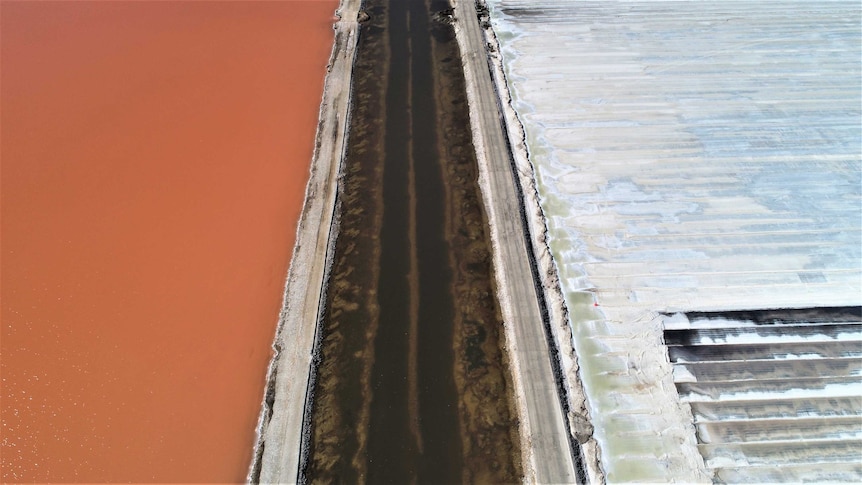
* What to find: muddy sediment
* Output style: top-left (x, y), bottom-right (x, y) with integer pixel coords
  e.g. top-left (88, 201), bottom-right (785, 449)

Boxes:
top-left (304, 0), bottom-right (522, 482)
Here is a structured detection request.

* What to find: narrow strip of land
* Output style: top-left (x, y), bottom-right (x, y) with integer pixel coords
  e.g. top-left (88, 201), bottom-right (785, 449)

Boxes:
top-left (451, 0), bottom-right (578, 482)
top-left (250, 0), bottom-right (360, 482)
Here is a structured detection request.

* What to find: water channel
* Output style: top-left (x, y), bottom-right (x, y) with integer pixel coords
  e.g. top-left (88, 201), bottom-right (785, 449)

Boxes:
top-left (303, 0), bottom-right (522, 482)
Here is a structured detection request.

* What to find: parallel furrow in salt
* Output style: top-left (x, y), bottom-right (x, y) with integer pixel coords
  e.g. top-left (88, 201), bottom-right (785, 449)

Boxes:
top-left (488, 0), bottom-right (861, 480)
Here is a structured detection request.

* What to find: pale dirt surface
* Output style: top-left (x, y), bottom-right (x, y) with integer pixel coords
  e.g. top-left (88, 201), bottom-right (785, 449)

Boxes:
top-left (250, 0), bottom-right (361, 482)
top-left (469, 3), bottom-right (604, 481)
top-left (451, 0), bottom-right (579, 482)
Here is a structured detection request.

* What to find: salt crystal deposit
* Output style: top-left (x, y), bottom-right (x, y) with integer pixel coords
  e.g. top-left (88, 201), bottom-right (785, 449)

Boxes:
top-left (485, 0), bottom-right (861, 481)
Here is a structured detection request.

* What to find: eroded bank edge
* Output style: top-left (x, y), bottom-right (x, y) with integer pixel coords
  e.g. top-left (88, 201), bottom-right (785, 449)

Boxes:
top-left (452, 0), bottom-right (602, 482)
top-left (248, 0), bottom-right (362, 482)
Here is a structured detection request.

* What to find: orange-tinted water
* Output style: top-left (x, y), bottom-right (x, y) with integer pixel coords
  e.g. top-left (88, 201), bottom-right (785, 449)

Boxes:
top-left (1, 1), bottom-right (335, 481)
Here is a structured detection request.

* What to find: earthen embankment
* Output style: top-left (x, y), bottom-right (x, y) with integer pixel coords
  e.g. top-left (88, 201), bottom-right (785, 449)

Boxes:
top-left (250, 1), bottom-right (361, 482)
top-left (451, 0), bottom-right (587, 482)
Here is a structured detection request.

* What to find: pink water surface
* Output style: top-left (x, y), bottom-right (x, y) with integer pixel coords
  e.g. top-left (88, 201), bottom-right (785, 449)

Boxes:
top-left (1, 1), bottom-right (335, 481)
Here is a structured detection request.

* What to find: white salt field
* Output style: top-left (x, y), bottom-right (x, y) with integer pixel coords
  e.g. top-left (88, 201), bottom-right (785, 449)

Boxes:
top-left (485, 0), bottom-right (861, 481)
